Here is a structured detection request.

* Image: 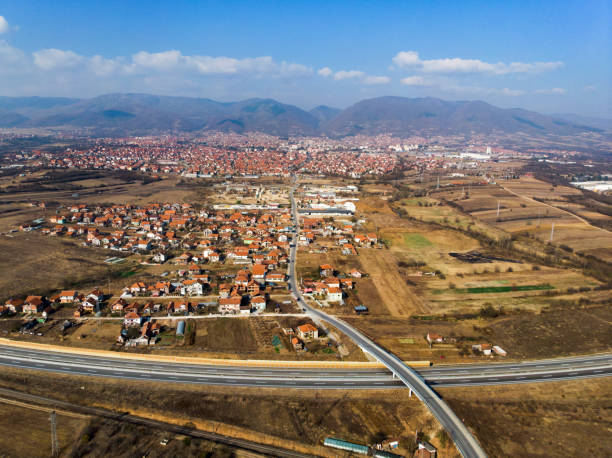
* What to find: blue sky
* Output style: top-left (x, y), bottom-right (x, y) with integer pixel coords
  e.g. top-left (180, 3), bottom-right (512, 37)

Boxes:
top-left (0, 0), bottom-right (610, 116)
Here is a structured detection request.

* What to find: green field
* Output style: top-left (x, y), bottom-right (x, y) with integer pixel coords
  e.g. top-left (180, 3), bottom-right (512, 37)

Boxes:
top-left (403, 233), bottom-right (433, 249)
top-left (435, 284), bottom-right (555, 295)
top-left (398, 338), bottom-right (415, 344)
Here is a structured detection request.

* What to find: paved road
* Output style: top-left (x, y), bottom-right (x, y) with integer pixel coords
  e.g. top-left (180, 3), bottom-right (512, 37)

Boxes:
top-left (0, 345), bottom-right (609, 389)
top-left (287, 189), bottom-right (487, 458)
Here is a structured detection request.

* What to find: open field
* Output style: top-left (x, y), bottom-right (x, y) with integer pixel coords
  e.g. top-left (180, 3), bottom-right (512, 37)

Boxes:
top-left (0, 398), bottom-right (89, 457)
top-left (440, 378), bottom-right (612, 457)
top-left (70, 417), bottom-right (243, 458)
top-left (0, 170), bottom-right (209, 206)
top-left (0, 366), bottom-right (452, 457)
top-left (425, 266), bottom-right (600, 314)
top-left (0, 232), bottom-right (114, 302)
top-left (345, 303), bottom-right (612, 362)
top-left (435, 176), bottom-right (612, 261)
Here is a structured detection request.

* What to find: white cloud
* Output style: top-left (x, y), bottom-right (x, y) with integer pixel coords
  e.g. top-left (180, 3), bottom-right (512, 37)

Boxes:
top-left (400, 76), bottom-right (433, 86)
top-left (325, 69), bottom-right (389, 84)
top-left (334, 70), bottom-right (365, 80)
top-left (393, 50), bottom-right (563, 75)
top-left (500, 87), bottom-right (526, 96)
top-left (88, 55), bottom-right (123, 76)
top-left (393, 51), bottom-right (420, 67)
top-left (534, 87), bottom-right (567, 95)
top-left (0, 16), bottom-right (9, 34)
top-left (363, 75), bottom-right (390, 85)
top-left (582, 85), bottom-right (596, 92)
top-left (33, 48), bottom-right (84, 70)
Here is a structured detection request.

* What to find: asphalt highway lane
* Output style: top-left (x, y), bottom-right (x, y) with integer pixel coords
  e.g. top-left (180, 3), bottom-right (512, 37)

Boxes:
top-left (0, 345), bottom-right (609, 389)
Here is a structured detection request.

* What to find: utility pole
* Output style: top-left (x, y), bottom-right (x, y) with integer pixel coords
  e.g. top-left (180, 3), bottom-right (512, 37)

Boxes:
top-left (550, 223), bottom-right (555, 242)
top-left (436, 176), bottom-right (440, 189)
top-left (496, 201), bottom-right (500, 218)
top-left (50, 410), bottom-right (59, 457)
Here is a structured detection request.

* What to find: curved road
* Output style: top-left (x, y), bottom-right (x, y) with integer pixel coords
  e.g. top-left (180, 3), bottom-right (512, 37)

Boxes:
top-left (287, 189), bottom-right (488, 458)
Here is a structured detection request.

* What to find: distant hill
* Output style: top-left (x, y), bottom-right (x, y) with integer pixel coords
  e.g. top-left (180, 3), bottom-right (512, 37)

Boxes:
top-left (323, 96), bottom-right (605, 137)
top-left (309, 105), bottom-right (341, 125)
top-left (551, 113), bottom-right (612, 132)
top-left (0, 93), bottom-right (606, 138)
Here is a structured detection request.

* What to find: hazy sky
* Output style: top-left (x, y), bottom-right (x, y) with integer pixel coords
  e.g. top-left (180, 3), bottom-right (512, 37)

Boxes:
top-left (0, 1), bottom-right (610, 117)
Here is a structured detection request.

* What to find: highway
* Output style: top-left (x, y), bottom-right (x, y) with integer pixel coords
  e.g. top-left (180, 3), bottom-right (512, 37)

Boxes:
top-left (0, 345), bottom-right (610, 389)
top-left (287, 188), bottom-right (488, 458)
top-left (0, 186), bottom-right (608, 456)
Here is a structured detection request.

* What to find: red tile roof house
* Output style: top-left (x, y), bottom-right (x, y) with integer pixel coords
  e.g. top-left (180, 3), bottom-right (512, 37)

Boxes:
top-left (219, 296), bottom-right (242, 314)
top-left (426, 332), bottom-right (444, 346)
top-left (265, 272), bottom-right (285, 283)
top-left (23, 296), bottom-right (45, 314)
top-left (319, 264), bottom-right (334, 277)
top-left (250, 295), bottom-right (267, 312)
top-left (123, 312), bottom-right (141, 327)
top-left (297, 323), bottom-right (318, 340)
top-left (251, 264), bottom-right (267, 282)
top-left (4, 298), bottom-right (24, 314)
top-left (327, 287), bottom-right (343, 304)
top-left (111, 298), bottom-right (127, 314)
top-left (59, 290), bottom-right (78, 303)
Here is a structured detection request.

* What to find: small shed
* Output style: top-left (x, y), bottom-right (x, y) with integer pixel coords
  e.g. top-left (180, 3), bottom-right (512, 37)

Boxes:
top-left (176, 320), bottom-right (186, 336)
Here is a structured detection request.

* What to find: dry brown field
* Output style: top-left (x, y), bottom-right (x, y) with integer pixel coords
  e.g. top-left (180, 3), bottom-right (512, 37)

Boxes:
top-left (0, 232), bottom-right (113, 302)
top-left (0, 399), bottom-right (89, 457)
top-left (436, 177), bottom-right (612, 261)
top-left (345, 303), bottom-right (612, 362)
top-left (0, 367), bottom-right (452, 457)
top-left (440, 378), bottom-right (612, 458)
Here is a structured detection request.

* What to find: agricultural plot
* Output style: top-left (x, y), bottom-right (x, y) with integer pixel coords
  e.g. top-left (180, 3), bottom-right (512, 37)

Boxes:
top-left (425, 266), bottom-right (599, 313)
top-left (441, 177), bottom-right (612, 261)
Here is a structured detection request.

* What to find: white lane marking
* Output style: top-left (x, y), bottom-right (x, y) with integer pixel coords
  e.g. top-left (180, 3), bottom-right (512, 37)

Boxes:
top-left (517, 376), bottom-right (526, 379)
top-left (594, 370), bottom-right (603, 373)
top-left (569, 372), bottom-right (578, 376)
top-left (542, 374), bottom-right (552, 378)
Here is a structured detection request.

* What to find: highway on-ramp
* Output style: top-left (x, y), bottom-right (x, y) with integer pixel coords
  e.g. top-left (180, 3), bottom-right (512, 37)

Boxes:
top-left (287, 188), bottom-right (488, 458)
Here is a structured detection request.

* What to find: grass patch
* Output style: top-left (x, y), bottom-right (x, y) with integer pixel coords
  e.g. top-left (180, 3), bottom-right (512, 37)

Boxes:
top-left (437, 284), bottom-right (555, 294)
top-left (402, 233), bottom-right (433, 249)
top-left (398, 338), bottom-right (415, 344)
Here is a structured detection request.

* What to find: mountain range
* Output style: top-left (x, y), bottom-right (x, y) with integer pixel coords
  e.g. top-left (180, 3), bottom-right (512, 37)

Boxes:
top-left (0, 93), bottom-right (608, 138)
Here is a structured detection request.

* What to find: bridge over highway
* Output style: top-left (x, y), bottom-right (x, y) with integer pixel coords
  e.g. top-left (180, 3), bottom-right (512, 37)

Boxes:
top-left (288, 188), bottom-right (488, 458)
